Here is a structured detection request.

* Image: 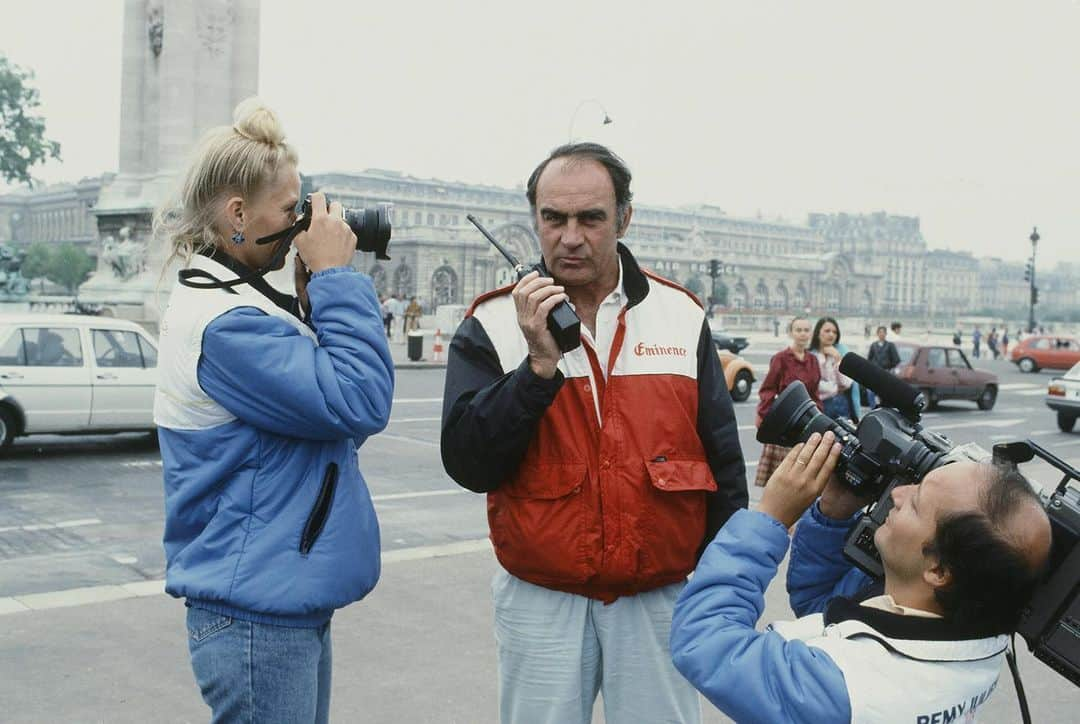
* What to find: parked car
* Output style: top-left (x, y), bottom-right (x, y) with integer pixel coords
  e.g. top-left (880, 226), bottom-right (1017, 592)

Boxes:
top-left (0, 314), bottom-right (158, 449)
top-left (711, 329), bottom-right (749, 354)
top-left (1046, 362), bottom-right (1080, 432)
top-left (893, 343), bottom-right (998, 410)
top-left (1010, 335), bottom-right (1080, 373)
top-left (718, 349), bottom-right (755, 402)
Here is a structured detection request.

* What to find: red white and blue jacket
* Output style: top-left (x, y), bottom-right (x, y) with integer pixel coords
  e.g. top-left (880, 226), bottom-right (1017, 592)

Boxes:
top-left (441, 244), bottom-right (748, 602)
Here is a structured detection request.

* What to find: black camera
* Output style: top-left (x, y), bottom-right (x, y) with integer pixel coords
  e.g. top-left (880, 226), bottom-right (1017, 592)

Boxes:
top-left (758, 353), bottom-right (1080, 692)
top-left (298, 194), bottom-right (392, 260)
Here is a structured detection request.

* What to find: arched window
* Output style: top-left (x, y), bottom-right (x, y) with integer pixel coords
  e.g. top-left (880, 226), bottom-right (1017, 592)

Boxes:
top-left (393, 263), bottom-right (414, 297)
top-left (754, 280), bottom-right (769, 309)
top-left (731, 281), bottom-right (749, 310)
top-left (431, 266), bottom-right (459, 306)
top-left (824, 283), bottom-right (842, 311)
top-left (792, 283), bottom-right (808, 311)
top-left (775, 282), bottom-right (789, 311)
top-left (369, 264), bottom-right (388, 297)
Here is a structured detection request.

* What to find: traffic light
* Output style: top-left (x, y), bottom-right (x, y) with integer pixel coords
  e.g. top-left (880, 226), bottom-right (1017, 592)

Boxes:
top-left (1032, 287), bottom-right (1039, 305)
top-left (709, 259), bottom-right (720, 278)
top-left (1024, 260), bottom-right (1033, 282)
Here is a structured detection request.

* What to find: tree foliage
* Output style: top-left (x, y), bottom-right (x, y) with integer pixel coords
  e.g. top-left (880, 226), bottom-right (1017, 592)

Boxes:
top-left (0, 55), bottom-right (61, 187)
top-left (19, 242), bottom-right (94, 294)
top-left (50, 244), bottom-right (95, 293)
top-left (20, 242), bottom-right (52, 280)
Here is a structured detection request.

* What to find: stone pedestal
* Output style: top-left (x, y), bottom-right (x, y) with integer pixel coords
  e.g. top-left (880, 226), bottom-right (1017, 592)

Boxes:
top-left (85, 0), bottom-right (260, 325)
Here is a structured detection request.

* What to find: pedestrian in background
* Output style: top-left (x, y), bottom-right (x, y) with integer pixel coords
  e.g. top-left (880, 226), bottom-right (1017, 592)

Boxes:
top-left (405, 296), bottom-right (422, 332)
top-left (381, 294), bottom-right (393, 337)
top-left (972, 327), bottom-right (982, 358)
top-left (755, 316), bottom-right (821, 487)
top-left (952, 329), bottom-right (962, 347)
top-left (865, 326), bottom-right (900, 408)
top-left (1002, 328), bottom-right (1010, 358)
top-left (988, 327), bottom-right (1000, 360)
top-left (810, 317), bottom-right (859, 422)
top-left (152, 98), bottom-right (394, 723)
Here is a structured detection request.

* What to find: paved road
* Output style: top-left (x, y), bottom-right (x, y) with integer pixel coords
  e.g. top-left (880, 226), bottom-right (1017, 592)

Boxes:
top-left (1, 349), bottom-right (1077, 721)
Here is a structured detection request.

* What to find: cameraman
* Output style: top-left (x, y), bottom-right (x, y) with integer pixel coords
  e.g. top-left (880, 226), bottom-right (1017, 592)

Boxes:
top-left (670, 432), bottom-right (1052, 723)
top-left (153, 98), bottom-right (394, 723)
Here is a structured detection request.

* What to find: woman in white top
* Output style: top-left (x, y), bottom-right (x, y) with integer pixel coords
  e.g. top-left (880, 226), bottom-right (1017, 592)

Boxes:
top-left (810, 317), bottom-right (855, 421)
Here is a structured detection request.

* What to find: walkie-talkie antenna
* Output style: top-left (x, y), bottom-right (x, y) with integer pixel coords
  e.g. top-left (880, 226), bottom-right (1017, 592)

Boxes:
top-left (467, 215), bottom-right (526, 272)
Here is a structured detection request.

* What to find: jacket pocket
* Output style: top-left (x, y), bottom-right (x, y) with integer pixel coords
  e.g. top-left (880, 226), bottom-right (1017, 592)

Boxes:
top-left (640, 458), bottom-right (715, 580)
top-left (490, 463), bottom-right (590, 582)
top-left (300, 463), bottom-right (338, 555)
top-left (644, 458), bottom-right (718, 494)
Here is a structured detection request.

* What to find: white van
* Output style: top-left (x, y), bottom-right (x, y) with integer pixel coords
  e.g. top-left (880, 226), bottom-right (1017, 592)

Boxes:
top-left (0, 313), bottom-right (159, 449)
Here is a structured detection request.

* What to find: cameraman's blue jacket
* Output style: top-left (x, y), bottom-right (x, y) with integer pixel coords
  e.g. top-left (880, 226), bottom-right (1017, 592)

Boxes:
top-left (155, 258), bottom-right (394, 627)
top-left (671, 506), bottom-right (1008, 723)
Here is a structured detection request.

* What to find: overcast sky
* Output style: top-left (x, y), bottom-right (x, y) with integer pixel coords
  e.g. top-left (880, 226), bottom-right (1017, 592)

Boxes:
top-left (1, 0), bottom-right (1077, 266)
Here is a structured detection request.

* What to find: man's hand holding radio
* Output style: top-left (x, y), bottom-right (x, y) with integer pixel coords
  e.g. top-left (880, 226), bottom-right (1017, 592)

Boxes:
top-left (513, 270), bottom-right (567, 380)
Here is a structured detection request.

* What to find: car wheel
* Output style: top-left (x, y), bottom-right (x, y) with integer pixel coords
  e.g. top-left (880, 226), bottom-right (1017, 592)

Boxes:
top-left (0, 407), bottom-right (15, 450)
top-left (922, 388), bottom-right (939, 410)
top-left (1017, 357), bottom-right (1038, 373)
top-left (1059, 411), bottom-right (1078, 433)
top-left (977, 385), bottom-right (997, 411)
top-left (731, 370), bottom-right (753, 402)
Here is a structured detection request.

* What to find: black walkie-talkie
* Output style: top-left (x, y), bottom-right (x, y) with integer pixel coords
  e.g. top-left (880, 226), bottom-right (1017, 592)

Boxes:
top-left (467, 214), bottom-right (581, 353)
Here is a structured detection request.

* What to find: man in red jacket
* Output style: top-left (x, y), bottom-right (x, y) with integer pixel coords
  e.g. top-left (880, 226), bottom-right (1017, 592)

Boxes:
top-left (441, 143), bottom-right (748, 724)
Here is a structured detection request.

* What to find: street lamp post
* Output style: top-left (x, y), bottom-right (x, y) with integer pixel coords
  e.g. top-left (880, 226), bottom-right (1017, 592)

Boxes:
top-left (1028, 226), bottom-right (1039, 334)
top-left (568, 99), bottom-right (613, 142)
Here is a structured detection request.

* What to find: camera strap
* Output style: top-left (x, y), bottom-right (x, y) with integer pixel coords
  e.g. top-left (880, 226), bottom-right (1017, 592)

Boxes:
top-left (179, 246), bottom-right (301, 319)
top-left (1006, 634), bottom-right (1032, 724)
top-left (177, 220), bottom-right (301, 292)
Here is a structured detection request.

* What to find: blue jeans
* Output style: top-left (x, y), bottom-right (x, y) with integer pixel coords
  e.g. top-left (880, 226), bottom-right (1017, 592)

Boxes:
top-left (186, 606), bottom-right (332, 724)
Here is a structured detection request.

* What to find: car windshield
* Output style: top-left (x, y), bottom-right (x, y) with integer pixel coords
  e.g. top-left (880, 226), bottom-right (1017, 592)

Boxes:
top-left (1066, 362), bottom-right (1080, 381)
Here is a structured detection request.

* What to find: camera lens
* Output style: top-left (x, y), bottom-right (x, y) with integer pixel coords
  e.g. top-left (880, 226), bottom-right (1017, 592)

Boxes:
top-left (343, 204), bottom-right (392, 260)
top-left (757, 381), bottom-right (839, 447)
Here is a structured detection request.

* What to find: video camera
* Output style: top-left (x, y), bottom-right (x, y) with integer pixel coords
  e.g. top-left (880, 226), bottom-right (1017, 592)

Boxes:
top-left (757, 352), bottom-right (1080, 688)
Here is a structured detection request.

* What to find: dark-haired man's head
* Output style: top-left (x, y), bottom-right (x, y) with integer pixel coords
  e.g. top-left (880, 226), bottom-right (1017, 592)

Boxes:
top-left (876, 326), bottom-right (887, 340)
top-left (891, 321), bottom-right (902, 333)
top-left (874, 461), bottom-right (1051, 634)
top-left (525, 143), bottom-right (633, 296)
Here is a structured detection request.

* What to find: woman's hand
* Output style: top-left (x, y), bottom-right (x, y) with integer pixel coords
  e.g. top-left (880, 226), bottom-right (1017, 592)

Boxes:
top-left (293, 192), bottom-right (357, 273)
top-left (823, 344), bottom-right (841, 360)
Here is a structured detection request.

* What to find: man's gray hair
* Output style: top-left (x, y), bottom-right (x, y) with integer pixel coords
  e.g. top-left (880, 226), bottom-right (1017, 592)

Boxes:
top-left (525, 142), bottom-right (633, 226)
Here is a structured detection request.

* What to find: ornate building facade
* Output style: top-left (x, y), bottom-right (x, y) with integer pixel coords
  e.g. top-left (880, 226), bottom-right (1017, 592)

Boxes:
top-left (312, 170), bottom-right (882, 319)
top-left (3, 168), bottom-right (1076, 323)
top-left (0, 175), bottom-right (109, 250)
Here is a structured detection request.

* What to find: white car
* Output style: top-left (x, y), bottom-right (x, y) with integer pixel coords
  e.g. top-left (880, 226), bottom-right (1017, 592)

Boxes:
top-left (0, 313), bottom-right (158, 449)
top-left (1046, 362), bottom-right (1080, 433)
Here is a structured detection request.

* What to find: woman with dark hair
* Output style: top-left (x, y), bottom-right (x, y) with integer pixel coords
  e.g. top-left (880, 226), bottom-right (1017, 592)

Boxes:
top-left (754, 317), bottom-right (821, 487)
top-left (810, 317), bottom-right (860, 422)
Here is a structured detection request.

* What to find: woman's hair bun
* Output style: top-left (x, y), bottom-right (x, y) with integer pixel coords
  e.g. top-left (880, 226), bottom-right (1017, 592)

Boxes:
top-left (232, 96), bottom-right (286, 146)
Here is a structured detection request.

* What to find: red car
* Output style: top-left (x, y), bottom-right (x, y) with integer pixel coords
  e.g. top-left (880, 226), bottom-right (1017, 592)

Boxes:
top-left (1010, 335), bottom-right (1080, 373)
top-left (894, 344), bottom-right (998, 410)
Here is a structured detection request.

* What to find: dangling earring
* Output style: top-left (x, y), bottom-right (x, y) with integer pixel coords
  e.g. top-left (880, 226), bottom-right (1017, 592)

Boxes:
top-left (231, 230), bottom-right (245, 245)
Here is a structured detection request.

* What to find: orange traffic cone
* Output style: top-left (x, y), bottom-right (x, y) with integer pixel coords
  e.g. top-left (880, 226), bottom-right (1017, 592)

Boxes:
top-left (432, 328), bottom-right (444, 362)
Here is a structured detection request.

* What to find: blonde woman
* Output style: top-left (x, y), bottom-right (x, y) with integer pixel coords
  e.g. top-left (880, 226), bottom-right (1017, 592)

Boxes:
top-left (153, 98), bottom-right (394, 723)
